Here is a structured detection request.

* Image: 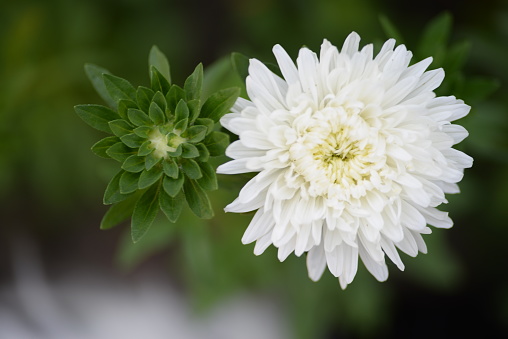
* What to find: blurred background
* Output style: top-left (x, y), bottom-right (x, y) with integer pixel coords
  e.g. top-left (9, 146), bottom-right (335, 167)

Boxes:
top-left (1, 0), bottom-right (507, 338)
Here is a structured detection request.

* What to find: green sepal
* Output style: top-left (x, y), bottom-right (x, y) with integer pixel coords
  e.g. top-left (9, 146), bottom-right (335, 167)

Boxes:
top-left (109, 119), bottom-right (133, 137)
top-left (197, 162), bottom-right (218, 191)
top-left (120, 170), bottom-right (141, 194)
top-left (200, 87), bottom-right (240, 122)
top-left (174, 118), bottom-right (188, 133)
top-left (194, 118), bottom-right (215, 135)
top-left (138, 166), bottom-right (163, 189)
top-left (231, 52), bottom-right (250, 82)
top-left (120, 133), bottom-right (145, 148)
top-left (100, 192), bottom-right (141, 230)
top-left (166, 85), bottom-right (185, 115)
top-left (145, 152), bottom-right (162, 171)
top-left (175, 99), bottom-right (189, 122)
top-left (181, 143), bottom-right (199, 158)
top-left (103, 73), bottom-right (137, 103)
top-left (104, 170), bottom-right (133, 205)
top-left (74, 104), bottom-right (120, 133)
top-left (167, 143), bottom-right (183, 157)
top-left (117, 99), bottom-right (138, 121)
top-left (138, 140), bottom-right (154, 156)
top-left (152, 91), bottom-right (167, 112)
top-left (187, 99), bottom-right (201, 123)
top-left (84, 63), bottom-right (116, 108)
top-left (133, 126), bottom-right (152, 138)
top-left (163, 172), bottom-right (184, 197)
top-left (162, 158), bottom-right (179, 178)
top-left (149, 45), bottom-right (171, 84)
top-left (136, 86), bottom-right (155, 113)
top-left (195, 143), bottom-right (210, 162)
top-left (150, 66), bottom-right (171, 95)
top-left (128, 108), bottom-right (153, 127)
top-left (131, 183), bottom-right (160, 243)
top-left (181, 158), bottom-right (202, 179)
top-left (160, 190), bottom-right (184, 223)
top-left (184, 63), bottom-right (203, 101)
top-left (204, 131), bottom-right (230, 156)
top-left (106, 142), bottom-right (136, 162)
top-left (91, 136), bottom-right (119, 159)
top-left (149, 101), bottom-right (166, 125)
top-left (183, 178), bottom-right (213, 219)
top-left (182, 125), bottom-right (207, 143)
top-left (122, 155), bottom-right (146, 173)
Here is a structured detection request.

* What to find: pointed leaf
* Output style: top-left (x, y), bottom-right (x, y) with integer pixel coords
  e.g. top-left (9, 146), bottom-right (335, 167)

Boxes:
top-left (204, 131), bottom-right (229, 156)
top-left (200, 87), bottom-right (240, 122)
top-left (91, 136), bottom-right (119, 159)
top-left (133, 126), bottom-right (152, 138)
top-left (184, 63), bottom-right (203, 101)
top-left (104, 170), bottom-right (133, 205)
top-left (149, 45), bottom-right (171, 83)
top-left (120, 133), bottom-right (145, 148)
top-left (418, 12), bottom-right (452, 58)
top-left (150, 66), bottom-right (171, 94)
top-left (194, 118), bottom-right (215, 135)
top-left (75, 104), bottom-right (119, 133)
top-left (181, 158), bottom-right (202, 179)
top-left (166, 85), bottom-right (185, 114)
top-left (163, 172), bottom-right (184, 197)
top-left (187, 99), bottom-right (201, 123)
top-left (138, 140), bottom-right (154, 156)
top-left (160, 190), bottom-right (184, 223)
top-left (182, 125), bottom-right (207, 143)
top-left (174, 118), bottom-right (188, 133)
top-left (149, 101), bottom-right (166, 125)
top-left (120, 170), bottom-right (141, 194)
top-left (197, 162), bottom-right (218, 191)
top-left (117, 99), bottom-right (138, 121)
top-left (84, 63), bottom-right (116, 107)
top-left (183, 178), bottom-right (213, 219)
top-left (145, 152), bottom-right (162, 171)
top-left (152, 91), bottom-right (167, 112)
top-left (162, 158), bottom-right (179, 178)
top-left (138, 167), bottom-right (163, 189)
top-left (122, 155), bottom-right (145, 173)
top-left (106, 142), bottom-right (136, 162)
top-left (128, 108), bottom-right (153, 127)
top-left (196, 143), bottom-right (210, 162)
top-left (109, 119), bottom-right (133, 137)
top-left (103, 73), bottom-right (137, 103)
top-left (175, 99), bottom-right (189, 122)
top-left (181, 143), bottom-right (199, 158)
top-left (231, 52), bottom-right (250, 81)
top-left (379, 14), bottom-right (404, 43)
top-left (100, 192), bottom-right (141, 230)
top-left (131, 184), bottom-right (160, 242)
top-left (136, 86), bottom-right (155, 113)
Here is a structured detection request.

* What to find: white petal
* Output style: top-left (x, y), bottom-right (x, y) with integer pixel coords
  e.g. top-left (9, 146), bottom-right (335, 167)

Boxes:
top-left (306, 244), bottom-right (327, 281)
top-left (272, 44), bottom-right (299, 84)
top-left (242, 208), bottom-right (275, 244)
top-left (217, 158), bottom-right (257, 174)
top-left (253, 233), bottom-right (272, 255)
top-left (359, 242), bottom-right (389, 282)
top-left (341, 32), bottom-right (361, 57)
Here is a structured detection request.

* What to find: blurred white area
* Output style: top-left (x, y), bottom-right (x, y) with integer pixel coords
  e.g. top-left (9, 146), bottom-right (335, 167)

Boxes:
top-left (0, 236), bottom-right (289, 339)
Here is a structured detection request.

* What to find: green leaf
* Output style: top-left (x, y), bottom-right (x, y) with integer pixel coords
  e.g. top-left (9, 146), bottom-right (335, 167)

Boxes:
top-left (182, 125), bottom-right (207, 143)
top-left (149, 101), bottom-right (166, 125)
top-left (204, 131), bottom-right (229, 156)
top-left (166, 85), bottom-right (185, 114)
top-left (461, 77), bottom-right (500, 103)
top-left (200, 87), bottom-right (240, 122)
top-left (106, 142), bottom-right (135, 162)
top-left (187, 99), bottom-right (201, 123)
top-left (175, 99), bottom-right (189, 122)
top-left (136, 86), bottom-right (155, 113)
top-left (104, 170), bottom-right (133, 205)
top-left (174, 118), bottom-right (188, 133)
top-left (379, 14), bottom-right (404, 43)
top-left (109, 119), bottom-right (133, 137)
top-left (128, 108), bottom-right (153, 127)
top-left (84, 63), bottom-right (116, 107)
top-left (149, 45), bottom-right (171, 83)
top-left (196, 143), bottom-right (210, 162)
top-left (120, 133), bottom-right (145, 148)
top-left (100, 192), bottom-right (141, 230)
top-left (445, 41), bottom-right (471, 74)
top-left (183, 178), bottom-right (213, 219)
top-left (139, 167), bottom-right (163, 189)
top-left (152, 91), bottom-right (167, 112)
top-left (120, 170), bottom-right (141, 194)
top-left (184, 63), bottom-right (203, 101)
top-left (231, 52), bottom-right (250, 81)
top-left (163, 172), bottom-right (184, 197)
top-left (194, 118), bottom-right (215, 135)
top-left (117, 99), bottom-right (138, 121)
top-left (418, 12), bottom-right (452, 58)
top-left (160, 190), bottom-right (184, 223)
top-left (131, 184), bottom-right (160, 242)
top-left (138, 140), bottom-right (154, 156)
top-left (145, 152), bottom-right (162, 170)
top-left (122, 155), bottom-right (146, 173)
top-left (168, 144), bottom-right (183, 157)
top-left (150, 66), bottom-right (171, 95)
top-left (181, 143), bottom-right (199, 158)
top-left (74, 104), bottom-right (119, 133)
top-left (197, 162), bottom-right (218, 191)
top-left (181, 158), bottom-right (202, 179)
top-left (162, 158), bottom-right (179, 178)
top-left (133, 126), bottom-right (152, 138)
top-left (103, 73), bottom-right (137, 103)
top-left (91, 136), bottom-right (119, 159)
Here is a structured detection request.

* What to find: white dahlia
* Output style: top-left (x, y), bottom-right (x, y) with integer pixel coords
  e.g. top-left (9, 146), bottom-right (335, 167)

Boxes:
top-left (217, 32), bottom-right (473, 288)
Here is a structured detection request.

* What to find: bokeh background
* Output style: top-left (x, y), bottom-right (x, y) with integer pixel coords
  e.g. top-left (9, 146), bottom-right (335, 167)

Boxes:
top-left (1, 0), bottom-right (507, 338)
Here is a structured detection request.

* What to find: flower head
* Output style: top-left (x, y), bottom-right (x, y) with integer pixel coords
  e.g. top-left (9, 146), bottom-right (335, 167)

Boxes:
top-left (218, 32), bottom-right (473, 288)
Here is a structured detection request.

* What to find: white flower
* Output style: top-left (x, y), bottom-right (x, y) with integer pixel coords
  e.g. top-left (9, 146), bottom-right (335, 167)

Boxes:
top-left (217, 32), bottom-right (473, 289)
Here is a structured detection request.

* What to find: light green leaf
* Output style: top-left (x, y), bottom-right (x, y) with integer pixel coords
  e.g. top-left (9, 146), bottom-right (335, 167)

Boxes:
top-left (133, 126), bottom-right (152, 138)
top-left (152, 91), bottom-right (167, 112)
top-left (122, 155), bottom-right (146, 173)
top-left (181, 158), bottom-right (202, 179)
top-left (200, 87), bottom-right (240, 122)
top-left (91, 136), bottom-right (119, 159)
top-left (183, 178), bottom-right (213, 219)
top-left (182, 125), bottom-right (207, 143)
top-left (194, 118), bottom-right (215, 135)
top-left (106, 142), bottom-right (135, 162)
top-left (75, 104), bottom-right (119, 133)
top-left (204, 131), bottom-right (229, 156)
top-left (187, 99), bottom-right (201, 123)
top-left (174, 118), bottom-right (188, 133)
top-left (120, 133), bottom-right (145, 148)
top-left (136, 86), bottom-right (155, 113)
top-left (162, 158), bottom-right (179, 178)
top-left (175, 99), bottom-right (189, 122)
top-left (145, 152), bottom-right (162, 171)
top-left (149, 45), bottom-right (171, 83)
top-left (184, 63), bottom-right (203, 101)
top-left (128, 108), bottom-right (153, 127)
top-left (109, 119), bottom-right (133, 137)
top-left (103, 73), bottom-right (137, 103)
top-left (131, 184), bottom-right (160, 242)
top-left (160, 190), bottom-right (185, 223)
top-left (138, 140), bottom-right (154, 156)
top-left (120, 170), bottom-right (141, 194)
top-left (163, 172), bottom-right (184, 197)
top-left (84, 63), bottom-right (116, 107)
top-left (138, 167), bottom-right (163, 189)
top-left (149, 101), bottom-right (166, 125)
top-left (100, 192), bottom-right (141, 230)
top-left (150, 66), bottom-right (171, 95)
top-left (197, 162), bottom-right (218, 191)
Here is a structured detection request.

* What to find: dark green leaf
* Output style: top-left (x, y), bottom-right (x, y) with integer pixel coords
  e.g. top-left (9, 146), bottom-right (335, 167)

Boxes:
top-left (187, 99), bottom-right (201, 123)
top-left (182, 125), bottom-right (207, 143)
top-left (109, 119), bottom-right (133, 137)
top-left (181, 158), bottom-right (202, 179)
top-left (138, 140), bottom-right (154, 156)
top-left (197, 162), bottom-right (218, 191)
top-left (120, 133), bottom-right (145, 148)
top-left (163, 172), bottom-right (184, 197)
top-left (196, 143), bottom-right (210, 162)
top-left (75, 104), bottom-right (119, 133)
top-left (166, 85), bottom-right (185, 114)
top-left (145, 152), bottom-right (162, 170)
top-left (200, 87), bottom-right (240, 122)
top-left (445, 41), bottom-right (471, 74)
top-left (379, 14), bottom-right (404, 43)
top-left (150, 66), bottom-right (171, 94)
top-left (461, 77), bottom-right (500, 103)
top-left (183, 178), bottom-right (213, 219)
top-left (194, 118), bottom-right (215, 135)
top-left (100, 192), bottom-right (141, 230)
top-left (106, 142), bottom-right (135, 162)
top-left (418, 12), bottom-right (452, 58)
top-left (139, 167), bottom-right (163, 189)
top-left (117, 99), bottom-right (138, 121)
top-left (136, 86), bottom-right (155, 113)
top-left (103, 73), bottom-right (137, 103)
top-left (181, 143), bottom-right (199, 158)
top-left (149, 101), bottom-right (166, 125)
top-left (184, 63), bottom-right (203, 101)
top-left (104, 170), bottom-right (133, 205)
top-left (204, 131), bottom-right (230, 156)
top-left (149, 45), bottom-right (171, 83)
top-left (128, 108), bottom-right (153, 127)
top-left (84, 63), bottom-right (116, 107)
top-left (122, 155), bottom-right (146, 173)
top-left (91, 136), bottom-right (119, 159)
top-left (231, 52), bottom-right (250, 81)
top-left (162, 158), bottom-right (179, 178)
top-left (131, 184), bottom-right (160, 242)
top-left (160, 190), bottom-right (184, 223)
top-left (120, 170), bottom-right (141, 194)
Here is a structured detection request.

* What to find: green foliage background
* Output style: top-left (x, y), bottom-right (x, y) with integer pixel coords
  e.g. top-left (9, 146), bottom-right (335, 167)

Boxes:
top-left (1, 0), bottom-right (507, 338)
